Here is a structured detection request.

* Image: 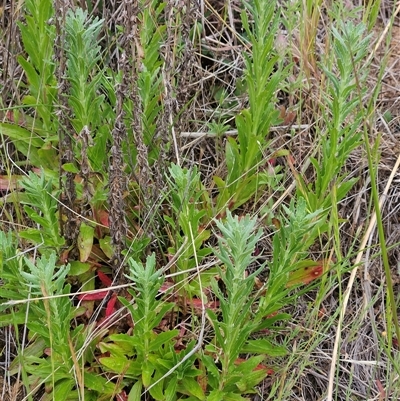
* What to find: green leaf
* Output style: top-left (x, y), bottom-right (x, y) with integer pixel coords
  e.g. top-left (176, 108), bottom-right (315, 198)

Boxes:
top-left (69, 261), bottom-right (91, 276)
top-left (37, 144), bottom-right (58, 169)
top-left (52, 379), bottom-right (75, 401)
top-left (62, 163), bottom-right (80, 173)
top-left (0, 310), bottom-right (27, 327)
top-left (8, 337), bottom-right (47, 374)
top-left (99, 355), bottom-right (140, 377)
top-left (18, 229), bottom-right (44, 245)
top-left (207, 389), bottom-right (225, 401)
top-left (99, 236), bottom-right (113, 259)
top-left (84, 371), bottom-right (116, 394)
top-left (0, 123), bottom-right (44, 166)
top-left (128, 380), bottom-right (143, 401)
top-left (165, 376), bottom-right (178, 401)
top-left (181, 377), bottom-right (206, 400)
top-left (77, 222), bottom-right (94, 262)
top-left (148, 330), bottom-right (179, 352)
top-left (142, 360), bottom-right (155, 388)
top-left (148, 376), bottom-right (165, 401)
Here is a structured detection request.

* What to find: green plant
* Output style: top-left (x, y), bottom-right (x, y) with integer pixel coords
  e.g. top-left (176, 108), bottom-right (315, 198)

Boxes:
top-left (296, 21), bottom-right (372, 212)
top-left (203, 203), bottom-right (327, 400)
top-left (64, 8), bottom-right (112, 175)
top-left (0, 246), bottom-right (116, 401)
top-left (164, 164), bottom-right (214, 292)
top-left (98, 254), bottom-right (202, 401)
top-left (0, 0), bottom-right (59, 170)
top-left (17, 0), bottom-right (57, 135)
top-left (203, 212), bottom-right (281, 401)
top-left (18, 171), bottom-right (65, 250)
top-left (214, 0), bottom-right (285, 212)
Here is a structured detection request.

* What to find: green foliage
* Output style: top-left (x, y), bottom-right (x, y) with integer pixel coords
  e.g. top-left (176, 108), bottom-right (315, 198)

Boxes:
top-left (18, 171), bottom-right (65, 250)
top-left (2, 1), bottom-right (388, 400)
top-left (0, 232), bottom-right (30, 325)
top-left (0, 122), bottom-right (58, 169)
top-left (258, 198), bottom-right (327, 321)
top-left (0, 241), bottom-right (116, 400)
top-left (165, 164), bottom-right (213, 288)
top-left (65, 9), bottom-right (105, 133)
top-left (123, 0), bottom-right (166, 166)
top-left (297, 21), bottom-right (372, 212)
top-left (64, 8), bottom-right (112, 174)
top-left (99, 254), bottom-right (194, 400)
top-left (17, 0), bottom-right (57, 134)
top-left (0, 0), bottom-right (59, 170)
top-left (204, 212), bottom-right (287, 399)
top-left (215, 0), bottom-right (285, 212)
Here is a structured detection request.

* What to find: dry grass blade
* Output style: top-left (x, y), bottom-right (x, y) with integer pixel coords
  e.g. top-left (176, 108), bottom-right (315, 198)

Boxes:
top-left (327, 149), bottom-right (400, 401)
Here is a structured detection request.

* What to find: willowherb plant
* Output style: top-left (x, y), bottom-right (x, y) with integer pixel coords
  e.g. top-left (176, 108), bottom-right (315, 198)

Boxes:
top-left (203, 201), bottom-right (329, 399)
top-left (204, 211), bottom-right (286, 400)
top-left (164, 164), bottom-right (213, 290)
top-left (99, 254), bottom-right (195, 400)
top-left (65, 9), bottom-right (104, 134)
top-left (0, 0), bottom-right (59, 170)
top-left (0, 237), bottom-right (118, 400)
top-left (257, 198), bottom-right (328, 320)
top-left (215, 0), bottom-right (286, 212)
top-left (18, 171), bottom-right (65, 250)
top-left (17, 0), bottom-right (57, 135)
top-left (297, 21), bottom-right (372, 212)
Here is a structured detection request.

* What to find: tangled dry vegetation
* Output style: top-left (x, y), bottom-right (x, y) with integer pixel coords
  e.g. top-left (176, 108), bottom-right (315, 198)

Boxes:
top-left (1, 0), bottom-right (400, 400)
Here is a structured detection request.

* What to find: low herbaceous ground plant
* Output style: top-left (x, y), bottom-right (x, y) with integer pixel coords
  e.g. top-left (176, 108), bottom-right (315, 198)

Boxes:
top-left (1, 0), bottom-right (400, 400)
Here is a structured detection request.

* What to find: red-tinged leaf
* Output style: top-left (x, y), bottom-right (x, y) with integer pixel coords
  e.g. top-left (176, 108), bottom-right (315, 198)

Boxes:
top-left (105, 293), bottom-right (118, 317)
top-left (159, 280), bottom-right (174, 293)
top-left (116, 390), bottom-right (128, 401)
top-left (190, 298), bottom-right (219, 311)
top-left (97, 270), bottom-right (112, 287)
top-left (78, 290), bottom-right (109, 301)
top-left (234, 358), bottom-right (274, 374)
top-left (59, 248), bottom-right (70, 264)
top-left (271, 217), bottom-right (281, 229)
top-left (94, 208), bottom-right (109, 227)
top-left (0, 175), bottom-right (20, 191)
top-left (376, 379), bottom-right (385, 400)
top-left (286, 259), bottom-right (329, 288)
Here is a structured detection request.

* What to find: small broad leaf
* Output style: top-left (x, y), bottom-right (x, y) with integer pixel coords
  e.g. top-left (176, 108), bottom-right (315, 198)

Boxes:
top-left (84, 371), bottom-right (116, 394)
top-left (142, 360), bottom-right (155, 388)
top-left (128, 379), bottom-right (143, 401)
top-left (62, 163), bottom-right (80, 173)
top-left (78, 222), bottom-right (94, 262)
top-left (148, 330), bottom-right (179, 352)
top-left (180, 377), bottom-right (205, 400)
top-left (69, 261), bottom-right (91, 276)
top-left (99, 355), bottom-right (136, 376)
top-left (99, 236), bottom-right (113, 258)
top-left (286, 259), bottom-right (329, 288)
top-left (241, 339), bottom-right (287, 356)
